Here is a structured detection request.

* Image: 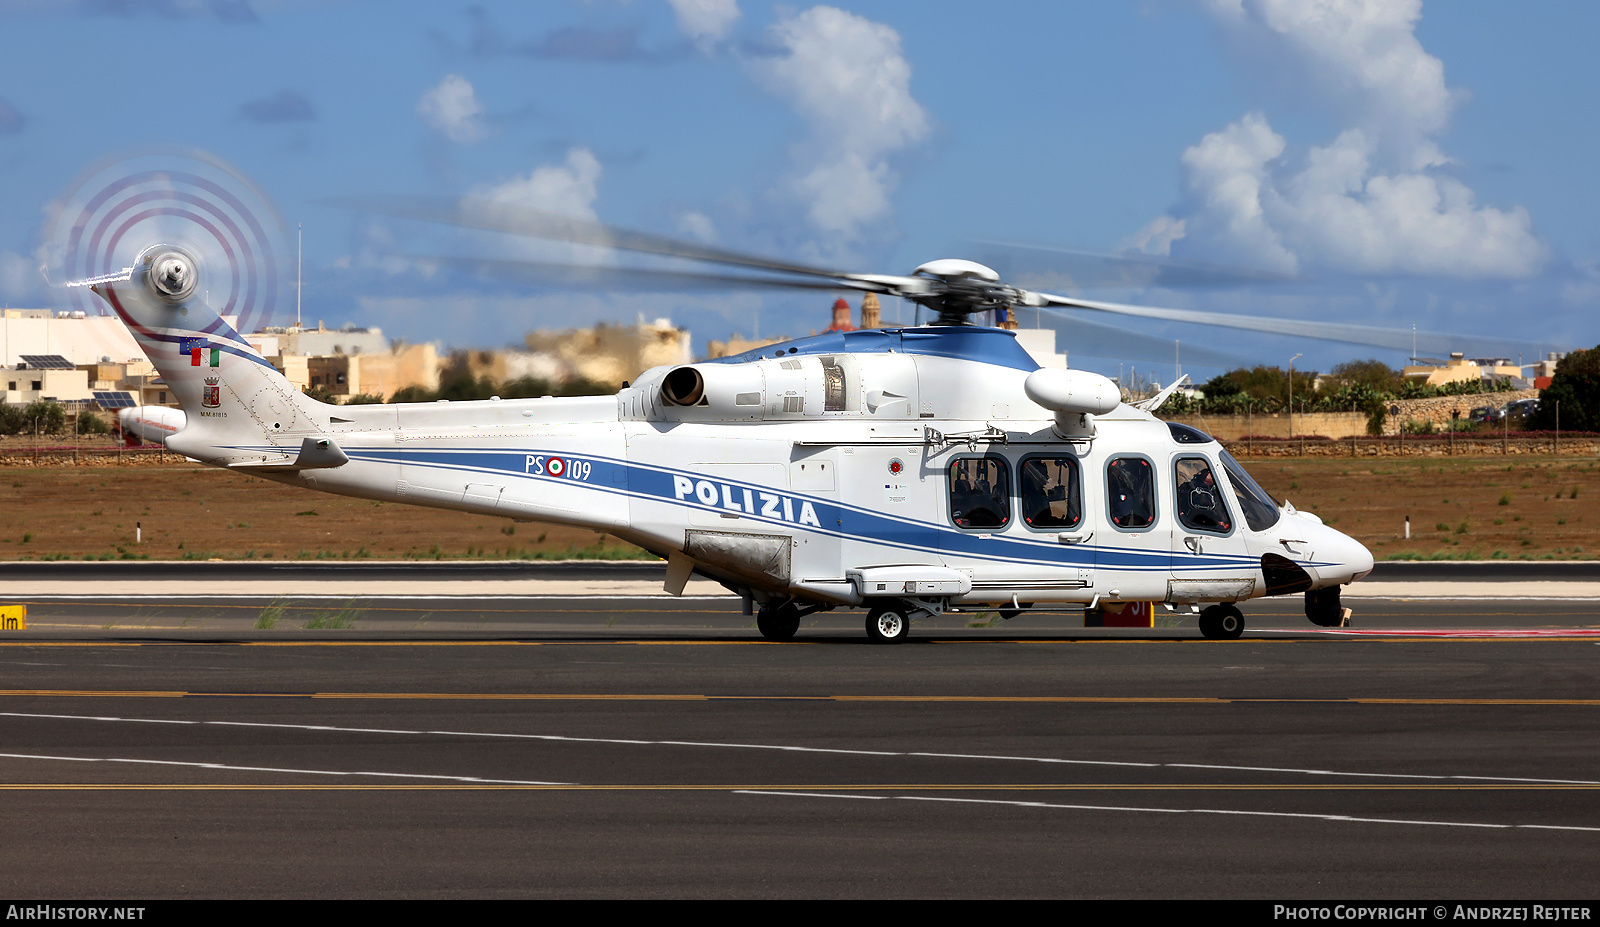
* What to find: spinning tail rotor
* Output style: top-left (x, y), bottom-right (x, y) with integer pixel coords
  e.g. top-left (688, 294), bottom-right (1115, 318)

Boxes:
top-left (44, 149), bottom-right (289, 335)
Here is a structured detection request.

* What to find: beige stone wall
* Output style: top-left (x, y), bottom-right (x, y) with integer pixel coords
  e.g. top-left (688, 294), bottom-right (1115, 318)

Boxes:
top-left (521, 321), bottom-right (693, 387)
top-left (1167, 388), bottom-right (1541, 439)
top-left (351, 343), bottom-right (439, 398)
top-left (1167, 411), bottom-right (1368, 439)
top-left (1381, 389), bottom-right (1539, 433)
top-left (706, 333), bottom-right (788, 359)
top-left (1224, 435), bottom-right (1598, 458)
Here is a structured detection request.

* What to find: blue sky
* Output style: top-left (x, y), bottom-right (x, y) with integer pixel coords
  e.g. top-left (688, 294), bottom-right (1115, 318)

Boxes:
top-left (1, 0), bottom-right (1596, 381)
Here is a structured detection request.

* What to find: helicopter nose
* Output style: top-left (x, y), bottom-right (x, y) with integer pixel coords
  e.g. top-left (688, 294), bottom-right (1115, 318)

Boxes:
top-left (1317, 526), bottom-right (1374, 586)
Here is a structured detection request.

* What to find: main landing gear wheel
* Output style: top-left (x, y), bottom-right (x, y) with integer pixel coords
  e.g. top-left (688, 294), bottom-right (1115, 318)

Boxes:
top-left (866, 604), bottom-right (910, 644)
top-left (756, 604), bottom-right (801, 641)
top-left (1198, 604), bottom-right (1245, 640)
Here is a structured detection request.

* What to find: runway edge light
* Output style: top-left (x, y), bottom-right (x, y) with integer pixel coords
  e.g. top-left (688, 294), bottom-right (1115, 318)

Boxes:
top-left (0, 605), bottom-right (26, 630)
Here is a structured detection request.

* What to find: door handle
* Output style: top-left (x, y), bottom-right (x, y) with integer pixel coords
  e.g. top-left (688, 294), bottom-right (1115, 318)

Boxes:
top-left (1183, 536), bottom-right (1202, 554)
top-left (1057, 531), bottom-right (1094, 545)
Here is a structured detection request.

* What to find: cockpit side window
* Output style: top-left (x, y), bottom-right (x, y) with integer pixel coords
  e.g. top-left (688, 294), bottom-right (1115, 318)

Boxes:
top-left (1219, 449), bottom-right (1281, 532)
top-left (1106, 456), bottom-right (1156, 530)
top-left (1020, 456), bottom-right (1081, 530)
top-left (1174, 456), bottom-right (1233, 534)
top-left (949, 456), bottom-right (1010, 529)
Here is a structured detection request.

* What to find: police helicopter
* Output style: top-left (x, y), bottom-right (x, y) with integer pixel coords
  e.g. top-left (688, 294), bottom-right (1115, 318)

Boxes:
top-left (71, 199), bottom-right (1378, 644)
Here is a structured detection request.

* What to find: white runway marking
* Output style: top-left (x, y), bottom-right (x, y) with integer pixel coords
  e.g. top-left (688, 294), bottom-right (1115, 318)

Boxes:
top-left (0, 751), bottom-right (566, 786)
top-left (2, 710), bottom-right (1592, 785)
top-left (744, 792), bottom-right (1600, 832)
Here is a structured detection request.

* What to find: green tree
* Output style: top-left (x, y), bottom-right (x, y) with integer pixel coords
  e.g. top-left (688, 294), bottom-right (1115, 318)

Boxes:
top-left (1199, 365), bottom-right (1316, 413)
top-left (436, 374), bottom-right (498, 402)
top-left (22, 400), bottom-right (65, 435)
top-left (76, 411), bottom-right (110, 435)
top-left (342, 393), bottom-right (385, 405)
top-left (1530, 346), bottom-right (1600, 431)
top-left (1327, 359), bottom-right (1403, 394)
top-left (387, 385), bottom-right (435, 403)
top-left (303, 385), bottom-right (338, 405)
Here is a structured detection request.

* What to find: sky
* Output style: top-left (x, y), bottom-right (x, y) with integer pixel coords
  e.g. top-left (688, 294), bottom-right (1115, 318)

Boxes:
top-left (1, 0), bottom-right (1596, 383)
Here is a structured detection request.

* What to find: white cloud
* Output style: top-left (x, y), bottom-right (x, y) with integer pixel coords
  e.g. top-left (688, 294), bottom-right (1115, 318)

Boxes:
top-left (1140, 1), bottom-right (1547, 279)
top-left (347, 150), bottom-right (603, 277)
top-left (1121, 216), bottom-right (1188, 258)
top-left (677, 211), bottom-right (717, 242)
top-left (667, 0), bottom-right (740, 50)
top-left (477, 147), bottom-right (603, 221)
top-left (748, 6), bottom-right (929, 240)
top-left (473, 148), bottom-right (608, 265)
top-left (1208, 0), bottom-right (1455, 169)
top-left (1175, 113), bottom-right (1297, 272)
top-left (417, 74), bottom-right (487, 144)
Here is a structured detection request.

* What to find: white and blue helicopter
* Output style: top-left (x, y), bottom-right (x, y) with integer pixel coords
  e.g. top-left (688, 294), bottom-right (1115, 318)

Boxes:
top-left (73, 203), bottom-right (1375, 643)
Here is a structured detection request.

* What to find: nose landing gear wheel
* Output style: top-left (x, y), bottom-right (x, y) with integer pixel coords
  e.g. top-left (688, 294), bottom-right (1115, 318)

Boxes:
top-left (866, 604), bottom-right (910, 644)
top-left (756, 604), bottom-right (801, 641)
top-left (1198, 603), bottom-right (1245, 640)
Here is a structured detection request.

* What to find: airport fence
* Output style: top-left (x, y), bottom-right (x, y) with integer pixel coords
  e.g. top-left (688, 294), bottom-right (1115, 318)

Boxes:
top-left (0, 443), bottom-right (196, 467)
top-left (1224, 433), bottom-right (1600, 458)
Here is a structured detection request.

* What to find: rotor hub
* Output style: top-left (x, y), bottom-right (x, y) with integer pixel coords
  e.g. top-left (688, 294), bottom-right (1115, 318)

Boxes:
top-left (143, 247), bottom-right (198, 303)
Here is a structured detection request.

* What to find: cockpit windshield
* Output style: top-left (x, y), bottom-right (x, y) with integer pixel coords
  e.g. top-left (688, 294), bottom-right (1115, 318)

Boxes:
top-left (1219, 449), bottom-right (1280, 532)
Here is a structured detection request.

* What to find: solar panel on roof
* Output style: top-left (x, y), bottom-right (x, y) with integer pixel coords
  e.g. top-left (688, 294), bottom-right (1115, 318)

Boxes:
top-left (19, 354), bottom-right (74, 369)
top-left (92, 391), bottom-right (136, 409)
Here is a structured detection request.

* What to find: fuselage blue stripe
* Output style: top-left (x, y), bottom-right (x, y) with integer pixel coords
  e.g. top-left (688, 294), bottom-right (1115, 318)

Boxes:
top-left (251, 441), bottom-right (1323, 574)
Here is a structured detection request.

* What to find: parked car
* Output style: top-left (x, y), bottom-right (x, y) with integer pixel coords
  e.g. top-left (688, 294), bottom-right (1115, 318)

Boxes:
top-left (1468, 406), bottom-right (1494, 424)
top-left (1494, 398), bottom-right (1540, 423)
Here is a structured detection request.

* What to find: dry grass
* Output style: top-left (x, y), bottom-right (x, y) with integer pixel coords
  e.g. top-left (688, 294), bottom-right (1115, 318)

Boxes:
top-left (0, 464), bottom-right (648, 562)
top-left (1243, 456), bottom-right (1600, 560)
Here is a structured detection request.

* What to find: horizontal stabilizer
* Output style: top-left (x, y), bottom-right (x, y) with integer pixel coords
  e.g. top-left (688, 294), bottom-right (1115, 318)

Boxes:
top-left (229, 437), bottom-right (349, 472)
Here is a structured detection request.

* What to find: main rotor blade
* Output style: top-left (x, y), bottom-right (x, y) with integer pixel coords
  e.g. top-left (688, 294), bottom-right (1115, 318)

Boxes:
top-left (1035, 293), bottom-right (1539, 356)
top-left (334, 195), bottom-right (903, 288)
top-left (978, 241), bottom-right (1304, 290)
top-left (1033, 313), bottom-right (1249, 369)
top-left (413, 255), bottom-right (888, 294)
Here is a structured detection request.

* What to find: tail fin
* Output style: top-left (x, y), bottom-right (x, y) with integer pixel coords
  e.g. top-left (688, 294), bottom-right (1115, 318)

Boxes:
top-left (87, 245), bottom-right (330, 466)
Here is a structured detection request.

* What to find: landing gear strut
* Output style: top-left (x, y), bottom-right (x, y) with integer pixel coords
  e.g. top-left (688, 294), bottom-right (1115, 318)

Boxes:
top-left (1198, 603), bottom-right (1244, 640)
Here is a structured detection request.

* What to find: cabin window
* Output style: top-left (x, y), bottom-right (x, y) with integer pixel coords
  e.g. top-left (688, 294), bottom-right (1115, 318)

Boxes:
top-left (948, 456), bottom-right (1010, 529)
top-left (1020, 456), bottom-right (1081, 530)
top-left (1174, 456), bottom-right (1232, 534)
top-left (1106, 456), bottom-right (1156, 530)
top-left (1219, 449), bottom-right (1281, 532)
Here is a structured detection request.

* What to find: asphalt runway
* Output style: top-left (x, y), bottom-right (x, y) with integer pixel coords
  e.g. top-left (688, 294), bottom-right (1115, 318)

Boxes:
top-left (0, 563), bottom-right (1597, 898)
